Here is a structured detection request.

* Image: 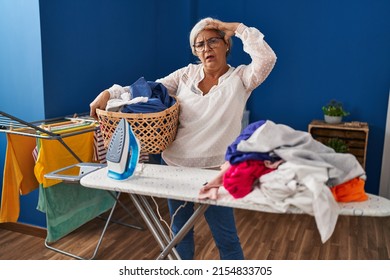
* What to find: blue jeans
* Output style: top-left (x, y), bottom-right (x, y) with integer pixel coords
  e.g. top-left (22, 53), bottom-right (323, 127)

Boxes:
top-left (168, 198), bottom-right (244, 260)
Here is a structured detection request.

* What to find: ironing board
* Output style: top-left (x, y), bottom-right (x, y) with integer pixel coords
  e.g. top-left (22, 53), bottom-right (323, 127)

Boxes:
top-left (80, 163), bottom-right (390, 260)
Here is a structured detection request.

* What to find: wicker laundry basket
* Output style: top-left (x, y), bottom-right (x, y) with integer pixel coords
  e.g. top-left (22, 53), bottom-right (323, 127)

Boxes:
top-left (96, 99), bottom-right (179, 154)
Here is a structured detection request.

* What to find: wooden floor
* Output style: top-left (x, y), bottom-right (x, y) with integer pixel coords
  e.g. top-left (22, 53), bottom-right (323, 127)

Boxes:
top-left (1, 195), bottom-right (389, 260)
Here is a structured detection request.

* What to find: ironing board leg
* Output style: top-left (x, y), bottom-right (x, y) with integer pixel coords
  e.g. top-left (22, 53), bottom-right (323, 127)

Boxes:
top-left (44, 192), bottom-right (120, 260)
top-left (129, 194), bottom-right (180, 260)
top-left (137, 195), bottom-right (181, 259)
top-left (104, 191), bottom-right (144, 230)
top-left (157, 203), bottom-right (210, 260)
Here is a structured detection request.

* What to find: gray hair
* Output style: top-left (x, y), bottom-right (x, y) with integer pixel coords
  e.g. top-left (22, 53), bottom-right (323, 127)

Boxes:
top-left (189, 17), bottom-right (232, 57)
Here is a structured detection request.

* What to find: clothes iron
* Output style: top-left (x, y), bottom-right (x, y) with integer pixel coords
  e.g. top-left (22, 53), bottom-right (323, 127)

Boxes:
top-left (106, 118), bottom-right (140, 180)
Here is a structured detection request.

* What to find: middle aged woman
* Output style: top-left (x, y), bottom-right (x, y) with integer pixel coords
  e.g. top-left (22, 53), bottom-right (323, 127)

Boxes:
top-left (89, 17), bottom-right (277, 259)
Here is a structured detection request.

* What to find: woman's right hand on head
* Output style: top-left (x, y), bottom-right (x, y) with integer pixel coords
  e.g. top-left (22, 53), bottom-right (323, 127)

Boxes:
top-left (204, 19), bottom-right (240, 42)
top-left (89, 90), bottom-right (110, 119)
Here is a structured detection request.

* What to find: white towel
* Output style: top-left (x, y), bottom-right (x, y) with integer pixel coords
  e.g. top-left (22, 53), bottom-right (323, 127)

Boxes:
top-left (106, 96), bottom-right (148, 112)
top-left (257, 162), bottom-right (339, 243)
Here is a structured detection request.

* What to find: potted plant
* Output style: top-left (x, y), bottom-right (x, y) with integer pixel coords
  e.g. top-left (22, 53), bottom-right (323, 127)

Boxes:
top-left (327, 138), bottom-right (349, 153)
top-left (322, 100), bottom-right (349, 124)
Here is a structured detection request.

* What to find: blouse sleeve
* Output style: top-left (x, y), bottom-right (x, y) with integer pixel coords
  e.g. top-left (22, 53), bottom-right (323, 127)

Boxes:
top-left (235, 23), bottom-right (277, 92)
top-left (155, 66), bottom-right (190, 96)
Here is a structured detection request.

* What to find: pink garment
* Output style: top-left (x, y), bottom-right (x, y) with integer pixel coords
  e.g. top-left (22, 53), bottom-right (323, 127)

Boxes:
top-left (223, 160), bottom-right (275, 198)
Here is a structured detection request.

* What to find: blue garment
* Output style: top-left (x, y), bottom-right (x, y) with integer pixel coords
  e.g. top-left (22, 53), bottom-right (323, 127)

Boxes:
top-left (122, 98), bottom-right (169, 113)
top-left (225, 120), bottom-right (276, 164)
top-left (167, 199), bottom-right (244, 260)
top-left (122, 77), bottom-right (176, 113)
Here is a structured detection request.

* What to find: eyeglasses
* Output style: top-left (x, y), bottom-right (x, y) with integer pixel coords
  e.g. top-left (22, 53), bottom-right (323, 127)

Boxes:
top-left (193, 37), bottom-right (224, 52)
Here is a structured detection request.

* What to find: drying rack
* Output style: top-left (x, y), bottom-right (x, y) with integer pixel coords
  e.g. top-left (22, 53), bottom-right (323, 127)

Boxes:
top-left (0, 110), bottom-right (144, 259)
top-left (0, 110), bottom-right (98, 163)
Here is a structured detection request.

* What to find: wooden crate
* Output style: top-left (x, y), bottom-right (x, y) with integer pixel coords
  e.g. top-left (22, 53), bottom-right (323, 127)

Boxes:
top-left (308, 120), bottom-right (369, 169)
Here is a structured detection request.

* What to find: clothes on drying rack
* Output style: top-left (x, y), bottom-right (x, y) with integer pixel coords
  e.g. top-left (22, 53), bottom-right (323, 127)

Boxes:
top-left (0, 117), bottom-right (112, 227)
top-left (37, 181), bottom-right (114, 243)
top-left (34, 132), bottom-right (95, 188)
top-left (0, 134), bottom-right (39, 222)
top-left (32, 126), bottom-right (115, 242)
top-left (40, 120), bottom-right (96, 134)
top-left (33, 124), bottom-right (147, 243)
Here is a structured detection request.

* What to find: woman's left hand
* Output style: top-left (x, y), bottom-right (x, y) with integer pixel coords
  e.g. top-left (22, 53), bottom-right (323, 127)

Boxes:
top-left (198, 161), bottom-right (231, 200)
top-left (89, 90), bottom-right (110, 119)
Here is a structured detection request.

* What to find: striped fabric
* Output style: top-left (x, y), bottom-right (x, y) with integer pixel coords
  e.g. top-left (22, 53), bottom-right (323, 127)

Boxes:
top-left (93, 128), bottom-right (107, 164)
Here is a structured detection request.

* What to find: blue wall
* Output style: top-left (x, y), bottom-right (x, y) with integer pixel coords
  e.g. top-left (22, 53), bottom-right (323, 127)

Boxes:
top-left (194, 0), bottom-right (390, 196)
top-left (0, 0), bottom-right (46, 226)
top-left (0, 0), bottom-right (389, 227)
top-left (39, 0), bottom-right (193, 118)
top-left (40, 0), bottom-right (155, 117)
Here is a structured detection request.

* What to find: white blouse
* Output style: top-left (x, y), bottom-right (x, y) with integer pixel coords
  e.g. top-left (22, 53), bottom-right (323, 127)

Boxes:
top-left (108, 23), bottom-right (277, 168)
top-left (157, 23), bottom-right (276, 168)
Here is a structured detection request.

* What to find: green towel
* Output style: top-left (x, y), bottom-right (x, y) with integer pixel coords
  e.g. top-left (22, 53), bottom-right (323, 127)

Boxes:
top-left (37, 182), bottom-right (115, 243)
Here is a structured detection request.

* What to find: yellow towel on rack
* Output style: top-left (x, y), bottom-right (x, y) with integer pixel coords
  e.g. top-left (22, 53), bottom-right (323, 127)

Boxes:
top-left (0, 134), bottom-right (39, 223)
top-left (34, 132), bottom-right (94, 188)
